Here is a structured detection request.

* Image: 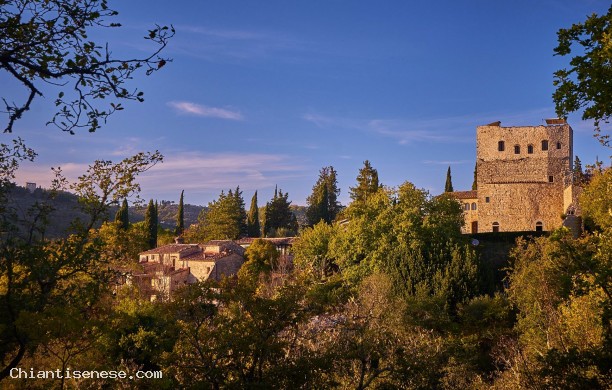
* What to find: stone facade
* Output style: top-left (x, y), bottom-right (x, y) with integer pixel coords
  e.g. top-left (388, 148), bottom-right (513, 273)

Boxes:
top-left (455, 119), bottom-right (576, 233)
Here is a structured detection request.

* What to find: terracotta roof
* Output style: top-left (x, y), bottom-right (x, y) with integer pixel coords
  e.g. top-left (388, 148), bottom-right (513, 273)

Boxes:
top-left (181, 252), bottom-right (229, 262)
top-left (140, 244), bottom-right (199, 255)
top-left (451, 190), bottom-right (478, 200)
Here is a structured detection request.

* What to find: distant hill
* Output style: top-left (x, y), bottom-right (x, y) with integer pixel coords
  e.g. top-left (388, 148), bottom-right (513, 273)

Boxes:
top-left (6, 185), bottom-right (205, 238)
top-left (129, 201), bottom-right (205, 230)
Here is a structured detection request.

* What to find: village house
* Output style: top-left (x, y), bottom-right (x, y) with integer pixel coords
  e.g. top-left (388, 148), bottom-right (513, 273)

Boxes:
top-left (133, 240), bottom-right (245, 300)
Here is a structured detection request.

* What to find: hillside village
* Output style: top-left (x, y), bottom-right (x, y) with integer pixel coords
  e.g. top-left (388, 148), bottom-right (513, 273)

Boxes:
top-left (2, 1), bottom-right (612, 388)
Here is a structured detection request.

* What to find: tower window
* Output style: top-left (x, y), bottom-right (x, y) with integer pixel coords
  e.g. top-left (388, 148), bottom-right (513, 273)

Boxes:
top-left (498, 141), bottom-right (505, 151)
top-left (548, 175), bottom-right (554, 183)
top-left (492, 222), bottom-right (500, 233)
top-left (556, 142), bottom-right (561, 149)
top-left (542, 140), bottom-right (549, 151)
top-left (527, 144), bottom-right (534, 154)
top-left (485, 197), bottom-right (490, 203)
top-left (514, 145), bottom-right (520, 154)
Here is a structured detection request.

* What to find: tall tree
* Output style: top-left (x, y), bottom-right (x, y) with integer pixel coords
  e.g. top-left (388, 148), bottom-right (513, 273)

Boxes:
top-left (445, 166), bottom-right (454, 192)
top-left (306, 166), bottom-right (341, 225)
top-left (264, 188), bottom-right (298, 237)
top-left (145, 199), bottom-right (157, 249)
top-left (0, 0), bottom-right (174, 134)
top-left (114, 199), bottom-right (129, 230)
top-left (553, 6), bottom-right (612, 146)
top-left (196, 188), bottom-right (248, 241)
top-left (349, 160), bottom-right (380, 203)
top-left (176, 190), bottom-right (184, 235)
top-left (247, 191), bottom-right (261, 237)
top-left (234, 186), bottom-right (248, 238)
top-left (472, 162), bottom-right (478, 190)
top-left (573, 156), bottom-right (584, 185)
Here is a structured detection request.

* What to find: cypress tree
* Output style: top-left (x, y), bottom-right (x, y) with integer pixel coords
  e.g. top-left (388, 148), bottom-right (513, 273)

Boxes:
top-left (176, 190), bottom-right (184, 235)
top-left (472, 163), bottom-right (478, 190)
top-left (145, 199), bottom-right (157, 249)
top-left (247, 191), bottom-right (261, 237)
top-left (445, 166), bottom-right (454, 192)
top-left (264, 188), bottom-right (297, 237)
top-left (234, 186), bottom-right (248, 237)
top-left (115, 198), bottom-right (129, 230)
top-left (306, 166), bottom-right (341, 225)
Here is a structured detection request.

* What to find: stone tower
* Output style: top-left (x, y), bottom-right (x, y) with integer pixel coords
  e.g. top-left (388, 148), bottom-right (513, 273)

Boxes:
top-left (474, 119), bottom-right (573, 232)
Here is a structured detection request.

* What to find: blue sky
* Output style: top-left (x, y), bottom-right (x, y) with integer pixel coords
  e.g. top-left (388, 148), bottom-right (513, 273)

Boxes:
top-left (6, 0), bottom-right (610, 207)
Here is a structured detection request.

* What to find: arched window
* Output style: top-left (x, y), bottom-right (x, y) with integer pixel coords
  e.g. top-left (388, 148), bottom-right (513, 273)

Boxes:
top-left (514, 144), bottom-right (520, 154)
top-left (527, 144), bottom-right (534, 154)
top-left (492, 222), bottom-right (500, 233)
top-left (542, 140), bottom-right (549, 151)
top-left (464, 203), bottom-right (470, 211)
top-left (498, 141), bottom-right (505, 151)
top-left (471, 202), bottom-right (477, 210)
top-left (556, 142), bottom-right (561, 149)
top-left (535, 222), bottom-right (543, 232)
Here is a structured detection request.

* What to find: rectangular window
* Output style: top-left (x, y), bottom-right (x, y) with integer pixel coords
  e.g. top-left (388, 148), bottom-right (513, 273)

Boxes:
top-left (498, 141), bottom-right (505, 151)
top-left (542, 140), bottom-right (549, 151)
top-left (514, 145), bottom-right (520, 154)
top-left (485, 197), bottom-right (490, 203)
top-left (548, 175), bottom-right (554, 183)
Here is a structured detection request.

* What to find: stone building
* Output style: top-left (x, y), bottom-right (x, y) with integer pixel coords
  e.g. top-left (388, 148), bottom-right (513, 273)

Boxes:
top-left (454, 119), bottom-right (578, 233)
top-left (134, 240), bottom-right (245, 300)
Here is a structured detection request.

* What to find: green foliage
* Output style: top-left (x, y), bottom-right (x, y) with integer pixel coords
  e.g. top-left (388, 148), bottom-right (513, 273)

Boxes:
top-left (445, 166), bottom-right (454, 192)
top-left (306, 166), bottom-right (341, 225)
top-left (553, 6), bottom-right (612, 146)
top-left (349, 160), bottom-right (380, 204)
top-left (472, 162), bottom-right (477, 190)
top-left (114, 198), bottom-right (129, 230)
top-left (580, 167), bottom-right (612, 230)
top-left (0, 151), bottom-right (160, 380)
top-left (506, 227), bottom-right (612, 387)
top-left (263, 187), bottom-right (298, 237)
top-left (175, 190), bottom-right (184, 235)
top-left (190, 187), bottom-right (248, 242)
top-left (247, 190), bottom-right (261, 237)
top-left (293, 221), bottom-right (339, 279)
top-left (0, 0), bottom-right (174, 133)
top-left (238, 239), bottom-right (280, 284)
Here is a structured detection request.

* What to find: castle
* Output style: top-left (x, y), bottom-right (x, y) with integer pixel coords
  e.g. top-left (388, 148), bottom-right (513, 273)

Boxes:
top-left (454, 119), bottom-right (579, 233)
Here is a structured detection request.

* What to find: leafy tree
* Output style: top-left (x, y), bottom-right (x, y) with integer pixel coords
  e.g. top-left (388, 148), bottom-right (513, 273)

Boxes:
top-left (306, 166), bottom-right (341, 225)
top-left (114, 198), bottom-right (129, 230)
top-left (0, 151), bottom-right (161, 380)
top-left (445, 166), bottom-right (454, 192)
top-left (0, 0), bottom-right (174, 134)
top-left (349, 160), bottom-right (380, 204)
top-left (247, 190), bottom-right (261, 237)
top-left (293, 221), bottom-right (340, 279)
top-left (580, 166), bottom-right (612, 230)
top-left (194, 188), bottom-right (247, 241)
top-left (175, 190), bottom-right (184, 235)
top-left (553, 6), bottom-right (612, 146)
top-left (144, 199), bottom-right (157, 249)
top-left (238, 239), bottom-right (280, 285)
top-left (263, 187), bottom-right (298, 237)
top-left (472, 162), bottom-right (477, 190)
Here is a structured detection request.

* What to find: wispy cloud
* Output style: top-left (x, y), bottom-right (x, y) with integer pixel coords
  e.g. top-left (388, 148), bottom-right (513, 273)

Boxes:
top-left (171, 25), bottom-right (312, 63)
top-left (167, 101), bottom-right (244, 121)
top-left (15, 152), bottom-right (308, 204)
top-left (302, 107), bottom-right (562, 146)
